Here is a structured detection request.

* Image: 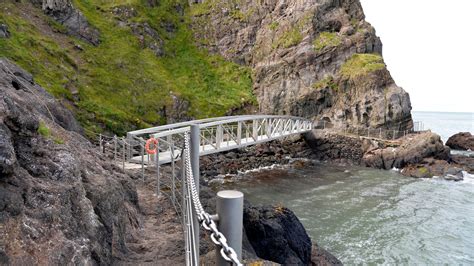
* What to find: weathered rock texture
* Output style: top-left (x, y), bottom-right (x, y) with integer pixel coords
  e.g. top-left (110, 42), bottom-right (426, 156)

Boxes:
top-left (32, 0), bottom-right (100, 45)
top-left (0, 58), bottom-right (140, 264)
top-left (191, 0), bottom-right (413, 130)
top-left (243, 204), bottom-right (313, 265)
top-left (362, 131), bottom-right (450, 170)
top-left (0, 23), bottom-right (10, 38)
top-left (446, 132), bottom-right (474, 151)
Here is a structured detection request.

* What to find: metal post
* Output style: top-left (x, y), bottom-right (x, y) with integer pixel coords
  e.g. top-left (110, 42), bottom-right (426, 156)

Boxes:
top-left (127, 134), bottom-right (132, 162)
top-left (216, 190), bottom-right (244, 266)
top-left (252, 120), bottom-right (258, 141)
top-left (156, 142), bottom-right (160, 196)
top-left (216, 125), bottom-right (223, 149)
top-left (237, 121), bottom-right (242, 145)
top-left (121, 137), bottom-right (125, 171)
top-left (190, 124), bottom-right (200, 264)
top-left (140, 138), bottom-right (144, 181)
top-left (99, 134), bottom-right (103, 153)
top-left (168, 135), bottom-right (176, 203)
top-left (113, 136), bottom-right (117, 160)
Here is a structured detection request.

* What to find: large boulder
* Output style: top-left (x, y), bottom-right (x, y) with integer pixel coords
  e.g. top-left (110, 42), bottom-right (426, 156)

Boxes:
top-left (243, 204), bottom-right (312, 265)
top-left (0, 58), bottom-right (140, 264)
top-left (362, 131), bottom-right (450, 170)
top-left (446, 132), bottom-right (474, 151)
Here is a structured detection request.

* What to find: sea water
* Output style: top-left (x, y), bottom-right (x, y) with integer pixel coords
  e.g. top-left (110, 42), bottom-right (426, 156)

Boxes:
top-left (226, 165), bottom-right (474, 264)
top-left (412, 111), bottom-right (473, 143)
top-left (222, 111), bottom-right (474, 264)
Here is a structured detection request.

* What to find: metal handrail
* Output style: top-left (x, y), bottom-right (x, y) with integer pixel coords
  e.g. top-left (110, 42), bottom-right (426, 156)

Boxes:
top-left (127, 115), bottom-right (256, 136)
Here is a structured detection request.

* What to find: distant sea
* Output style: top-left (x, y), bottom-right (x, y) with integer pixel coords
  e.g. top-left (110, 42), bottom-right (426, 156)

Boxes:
top-left (411, 111), bottom-right (474, 143)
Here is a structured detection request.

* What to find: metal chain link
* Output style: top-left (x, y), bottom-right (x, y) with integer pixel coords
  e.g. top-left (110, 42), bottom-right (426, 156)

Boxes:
top-left (184, 132), bottom-right (243, 266)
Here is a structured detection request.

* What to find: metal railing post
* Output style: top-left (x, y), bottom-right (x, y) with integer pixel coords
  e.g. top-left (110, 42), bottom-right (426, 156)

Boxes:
top-left (156, 144), bottom-right (160, 196)
top-left (237, 121), bottom-right (242, 145)
top-left (140, 138), bottom-right (144, 181)
top-left (216, 190), bottom-right (243, 266)
top-left (121, 137), bottom-right (125, 171)
top-left (99, 134), bottom-right (103, 153)
top-left (190, 124), bottom-right (200, 264)
top-left (113, 136), bottom-right (117, 160)
top-left (168, 135), bottom-right (176, 204)
top-left (216, 124), bottom-right (223, 149)
top-left (252, 120), bottom-right (258, 141)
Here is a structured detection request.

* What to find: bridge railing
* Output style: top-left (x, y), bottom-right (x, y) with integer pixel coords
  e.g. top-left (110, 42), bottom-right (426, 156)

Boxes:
top-left (313, 120), bottom-right (426, 140)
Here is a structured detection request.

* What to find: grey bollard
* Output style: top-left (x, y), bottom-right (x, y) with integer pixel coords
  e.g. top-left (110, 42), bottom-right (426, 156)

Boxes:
top-left (216, 190), bottom-right (243, 266)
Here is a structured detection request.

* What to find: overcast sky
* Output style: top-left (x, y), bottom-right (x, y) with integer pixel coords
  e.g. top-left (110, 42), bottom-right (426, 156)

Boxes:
top-left (360, 0), bottom-right (473, 113)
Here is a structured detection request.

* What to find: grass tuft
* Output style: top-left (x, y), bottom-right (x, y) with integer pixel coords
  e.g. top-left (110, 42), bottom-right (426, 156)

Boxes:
top-left (340, 53), bottom-right (385, 79)
top-left (38, 121), bottom-right (51, 137)
top-left (313, 31), bottom-right (341, 52)
top-left (312, 76), bottom-right (338, 91)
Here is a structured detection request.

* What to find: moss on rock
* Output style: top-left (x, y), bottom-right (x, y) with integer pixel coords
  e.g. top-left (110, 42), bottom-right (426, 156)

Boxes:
top-left (340, 53), bottom-right (385, 79)
top-left (313, 32), bottom-right (341, 52)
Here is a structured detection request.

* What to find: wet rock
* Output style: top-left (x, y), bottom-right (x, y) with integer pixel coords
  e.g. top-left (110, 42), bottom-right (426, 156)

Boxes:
top-left (444, 174), bottom-right (463, 182)
top-left (446, 132), bottom-right (474, 151)
top-left (0, 23), bottom-right (10, 38)
top-left (311, 243), bottom-right (343, 266)
top-left (243, 204), bottom-right (312, 265)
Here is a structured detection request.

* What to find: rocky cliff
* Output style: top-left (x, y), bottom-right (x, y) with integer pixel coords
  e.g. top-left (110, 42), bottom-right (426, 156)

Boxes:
top-left (0, 58), bottom-right (141, 264)
top-left (191, 0), bottom-right (413, 130)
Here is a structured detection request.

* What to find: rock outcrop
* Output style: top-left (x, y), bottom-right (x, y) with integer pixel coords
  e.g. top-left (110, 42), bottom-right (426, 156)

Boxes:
top-left (32, 0), bottom-right (100, 45)
top-left (446, 132), bottom-right (474, 151)
top-left (191, 0), bottom-right (413, 130)
top-left (0, 23), bottom-right (10, 38)
top-left (362, 131), bottom-right (450, 170)
top-left (0, 58), bottom-right (140, 264)
top-left (243, 204), bottom-right (313, 265)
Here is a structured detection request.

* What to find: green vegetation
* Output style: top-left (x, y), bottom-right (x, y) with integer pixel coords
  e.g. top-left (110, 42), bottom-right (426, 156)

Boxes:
top-left (312, 76), bottom-right (338, 91)
top-left (273, 11), bottom-right (313, 49)
top-left (418, 167), bottom-right (429, 176)
top-left (273, 27), bottom-right (302, 49)
top-left (37, 120), bottom-right (65, 144)
top-left (269, 21), bottom-right (279, 31)
top-left (0, 0), bottom-right (255, 137)
top-left (313, 32), bottom-right (341, 52)
top-left (340, 53), bottom-right (385, 79)
top-left (38, 121), bottom-right (51, 137)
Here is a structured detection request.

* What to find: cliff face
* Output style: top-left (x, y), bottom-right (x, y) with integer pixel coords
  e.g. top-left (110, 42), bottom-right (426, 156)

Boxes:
top-left (191, 0), bottom-right (413, 130)
top-left (0, 59), bottom-right (140, 264)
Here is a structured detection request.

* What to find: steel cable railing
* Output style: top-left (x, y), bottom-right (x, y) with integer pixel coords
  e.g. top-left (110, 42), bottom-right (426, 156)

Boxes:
top-left (183, 132), bottom-right (242, 266)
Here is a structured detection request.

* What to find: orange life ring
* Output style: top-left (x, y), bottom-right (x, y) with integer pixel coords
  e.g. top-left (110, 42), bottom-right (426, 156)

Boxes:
top-left (145, 138), bottom-right (158, 154)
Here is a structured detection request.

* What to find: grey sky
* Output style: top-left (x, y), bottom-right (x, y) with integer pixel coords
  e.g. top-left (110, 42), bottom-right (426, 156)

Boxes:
top-left (360, 0), bottom-right (473, 113)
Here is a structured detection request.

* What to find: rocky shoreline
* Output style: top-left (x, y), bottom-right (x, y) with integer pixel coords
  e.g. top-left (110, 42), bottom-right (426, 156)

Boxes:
top-left (201, 130), bottom-right (473, 183)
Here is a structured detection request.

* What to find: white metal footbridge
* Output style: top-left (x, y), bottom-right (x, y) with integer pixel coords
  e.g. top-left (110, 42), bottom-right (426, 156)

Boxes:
top-left (95, 115), bottom-right (421, 265)
top-left (113, 115), bottom-right (312, 265)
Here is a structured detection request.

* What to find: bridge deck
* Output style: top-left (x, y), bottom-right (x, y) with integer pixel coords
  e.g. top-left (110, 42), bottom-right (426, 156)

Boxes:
top-left (129, 129), bottom-right (297, 166)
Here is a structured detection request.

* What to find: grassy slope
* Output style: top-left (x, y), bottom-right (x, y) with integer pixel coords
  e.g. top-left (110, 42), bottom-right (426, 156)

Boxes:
top-left (0, 0), bottom-right (255, 136)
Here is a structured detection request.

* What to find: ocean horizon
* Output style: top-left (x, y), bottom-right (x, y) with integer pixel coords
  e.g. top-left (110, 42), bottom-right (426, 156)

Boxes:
top-left (412, 111), bottom-right (473, 143)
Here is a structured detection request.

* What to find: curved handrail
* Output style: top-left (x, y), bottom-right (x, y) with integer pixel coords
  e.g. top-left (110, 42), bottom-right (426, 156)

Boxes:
top-left (127, 115), bottom-right (256, 136)
top-left (148, 115), bottom-right (312, 138)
